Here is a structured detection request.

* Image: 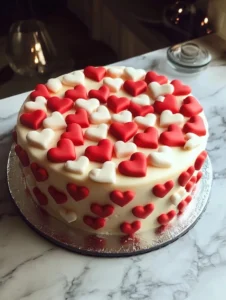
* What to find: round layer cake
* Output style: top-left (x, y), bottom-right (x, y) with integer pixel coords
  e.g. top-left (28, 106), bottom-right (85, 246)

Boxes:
top-left (15, 66), bottom-right (208, 235)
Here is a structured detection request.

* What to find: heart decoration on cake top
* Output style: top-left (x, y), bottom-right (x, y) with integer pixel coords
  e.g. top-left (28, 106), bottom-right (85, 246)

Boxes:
top-left (90, 105), bottom-right (111, 124)
top-left (131, 94), bottom-right (151, 106)
top-left (30, 84), bottom-right (50, 100)
top-left (180, 96), bottom-right (203, 117)
top-left (160, 110), bottom-right (184, 127)
top-left (85, 139), bottom-right (113, 163)
top-left (134, 113), bottom-right (156, 128)
top-left (145, 71), bottom-right (168, 85)
top-left (183, 115), bottom-right (206, 136)
top-left (20, 109), bottom-right (47, 130)
top-left (184, 133), bottom-right (202, 150)
top-left (107, 66), bottom-right (124, 78)
top-left (25, 96), bottom-right (47, 112)
top-left (124, 67), bottom-right (146, 81)
top-left (61, 123), bottom-right (84, 145)
top-left (76, 98), bottom-right (100, 114)
top-left (171, 80), bottom-right (191, 96)
top-left (112, 110), bottom-right (132, 123)
top-left (85, 123), bottom-right (108, 141)
top-left (66, 108), bottom-right (89, 127)
top-left (84, 66), bottom-right (106, 82)
top-left (46, 78), bottom-right (62, 93)
top-left (134, 126), bottom-right (158, 149)
top-left (114, 141), bottom-right (137, 158)
top-left (47, 138), bottom-right (76, 163)
top-left (103, 77), bottom-right (124, 92)
top-left (148, 146), bottom-right (173, 168)
top-left (107, 95), bottom-right (130, 113)
top-left (129, 102), bottom-right (154, 117)
top-left (62, 71), bottom-right (85, 86)
top-left (153, 94), bottom-right (179, 114)
top-left (88, 85), bottom-right (110, 104)
top-left (159, 124), bottom-right (185, 147)
top-left (64, 156), bottom-right (89, 175)
top-left (123, 80), bottom-right (147, 96)
top-left (43, 111), bottom-right (67, 130)
top-left (47, 97), bottom-right (73, 113)
top-left (148, 82), bottom-right (174, 98)
top-left (89, 161), bottom-right (116, 183)
top-left (65, 84), bottom-right (88, 101)
top-left (118, 152), bottom-right (147, 177)
top-left (109, 121), bottom-right (138, 142)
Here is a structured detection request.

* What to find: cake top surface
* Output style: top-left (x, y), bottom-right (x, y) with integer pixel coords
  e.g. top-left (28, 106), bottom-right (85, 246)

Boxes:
top-left (16, 66), bottom-right (208, 186)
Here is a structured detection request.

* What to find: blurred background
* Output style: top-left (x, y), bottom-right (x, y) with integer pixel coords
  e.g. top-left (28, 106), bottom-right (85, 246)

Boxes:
top-left (0, 0), bottom-right (223, 99)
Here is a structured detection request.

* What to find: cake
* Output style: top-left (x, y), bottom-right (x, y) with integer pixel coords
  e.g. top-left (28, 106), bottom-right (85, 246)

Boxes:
top-left (14, 66), bottom-right (208, 236)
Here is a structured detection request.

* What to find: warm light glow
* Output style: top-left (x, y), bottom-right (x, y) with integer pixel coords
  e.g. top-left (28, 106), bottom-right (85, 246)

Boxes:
top-left (34, 56), bottom-right (39, 64)
top-left (204, 17), bottom-right (208, 24)
top-left (176, 17), bottom-right (179, 21)
top-left (178, 8), bottom-right (183, 13)
top-left (35, 43), bottom-right (41, 51)
top-left (201, 22), bottom-right (204, 26)
top-left (31, 47), bottom-right (34, 53)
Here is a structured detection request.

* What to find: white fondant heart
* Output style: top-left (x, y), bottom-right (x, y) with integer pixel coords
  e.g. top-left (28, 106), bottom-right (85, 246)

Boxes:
top-left (184, 133), bottom-right (202, 150)
top-left (156, 95), bottom-right (165, 102)
top-left (124, 67), bottom-right (146, 81)
top-left (148, 82), bottom-right (174, 98)
top-left (134, 113), bottom-right (156, 128)
top-left (148, 146), bottom-right (173, 168)
top-left (85, 124), bottom-right (108, 141)
top-left (46, 78), bottom-right (62, 93)
top-left (43, 112), bottom-right (67, 130)
top-left (25, 96), bottom-right (47, 112)
top-left (160, 110), bottom-right (184, 127)
top-left (64, 156), bottom-right (89, 175)
top-left (59, 208), bottom-right (77, 223)
top-left (76, 98), bottom-right (100, 114)
top-left (62, 71), bottom-right (85, 86)
top-left (90, 105), bottom-right (111, 124)
top-left (131, 94), bottom-right (151, 106)
top-left (112, 110), bottom-right (132, 123)
top-left (170, 187), bottom-right (187, 205)
top-left (107, 66), bottom-right (124, 78)
top-left (26, 128), bottom-right (55, 149)
top-left (103, 77), bottom-right (124, 92)
top-left (114, 141), bottom-right (137, 158)
top-left (89, 161), bottom-right (116, 183)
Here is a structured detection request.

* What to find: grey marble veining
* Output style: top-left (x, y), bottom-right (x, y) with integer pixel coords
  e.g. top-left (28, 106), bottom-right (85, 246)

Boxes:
top-left (0, 36), bottom-right (226, 300)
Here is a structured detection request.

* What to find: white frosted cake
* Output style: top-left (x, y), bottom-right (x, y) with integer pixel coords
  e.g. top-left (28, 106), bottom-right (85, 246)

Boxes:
top-left (14, 66), bottom-right (208, 235)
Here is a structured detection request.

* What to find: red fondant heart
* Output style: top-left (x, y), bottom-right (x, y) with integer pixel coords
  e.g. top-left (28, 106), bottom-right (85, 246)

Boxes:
top-left (120, 221), bottom-right (141, 235)
top-left (12, 129), bottom-right (17, 143)
top-left (15, 145), bottom-right (30, 167)
top-left (183, 115), bottom-right (206, 136)
top-left (107, 95), bottom-right (130, 113)
top-left (110, 190), bottom-right (135, 207)
top-left (177, 195), bottom-right (192, 213)
top-left (20, 109), bottom-right (47, 130)
top-left (180, 96), bottom-right (203, 117)
top-left (123, 80), bottom-right (147, 96)
top-left (185, 176), bottom-right (196, 192)
top-left (178, 166), bottom-right (195, 186)
top-left (194, 151), bottom-right (207, 170)
top-left (153, 94), bottom-right (179, 114)
top-left (48, 186), bottom-right (67, 204)
top-left (132, 203), bottom-right (154, 219)
top-left (157, 210), bottom-right (176, 225)
top-left (109, 122), bottom-right (138, 142)
top-left (133, 126), bottom-right (158, 149)
top-left (33, 187), bottom-right (48, 205)
top-left (66, 183), bottom-right (89, 201)
top-left (145, 71), bottom-right (168, 85)
top-left (30, 84), bottom-right (50, 100)
top-left (61, 123), bottom-right (84, 145)
top-left (84, 66), bottom-right (106, 82)
top-left (159, 124), bottom-right (185, 147)
top-left (65, 108), bottom-right (89, 128)
top-left (85, 139), bottom-right (113, 163)
top-left (65, 84), bottom-right (88, 101)
top-left (129, 102), bottom-right (154, 117)
top-left (83, 215), bottom-right (106, 230)
top-left (118, 152), bottom-right (147, 177)
top-left (30, 162), bottom-right (48, 182)
top-left (196, 171), bottom-right (203, 183)
top-left (47, 97), bottom-right (73, 113)
top-left (47, 138), bottom-right (76, 163)
top-left (171, 80), bottom-right (191, 96)
top-left (152, 180), bottom-right (174, 198)
top-left (88, 85), bottom-right (110, 104)
top-left (90, 203), bottom-right (114, 218)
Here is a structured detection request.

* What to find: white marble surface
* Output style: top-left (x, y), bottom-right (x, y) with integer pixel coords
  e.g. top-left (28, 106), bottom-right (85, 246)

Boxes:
top-left (1, 36), bottom-right (226, 300)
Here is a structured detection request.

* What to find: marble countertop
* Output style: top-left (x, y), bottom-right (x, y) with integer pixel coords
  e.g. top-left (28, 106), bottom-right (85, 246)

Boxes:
top-left (1, 34), bottom-right (226, 300)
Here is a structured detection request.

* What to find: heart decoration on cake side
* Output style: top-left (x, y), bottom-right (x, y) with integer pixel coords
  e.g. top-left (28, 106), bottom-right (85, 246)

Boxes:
top-left (43, 111), bottom-right (67, 130)
top-left (183, 115), bottom-right (206, 136)
top-left (30, 84), bottom-right (50, 100)
top-left (171, 80), bottom-right (191, 96)
top-left (88, 86), bottom-right (110, 104)
top-left (25, 96), bottom-right (47, 112)
top-left (152, 180), bottom-right (174, 198)
top-left (185, 176), bottom-right (197, 192)
top-left (109, 122), bottom-right (138, 142)
top-left (85, 139), bottom-right (113, 163)
top-left (120, 221), bottom-right (141, 235)
top-left (47, 97), bottom-right (74, 113)
top-left (66, 108), bottom-right (89, 127)
top-left (33, 187), bottom-right (48, 205)
top-left (159, 124), bottom-right (185, 147)
top-left (194, 150), bottom-right (207, 170)
top-left (131, 94), bottom-right (151, 106)
top-left (129, 102), bottom-right (154, 117)
top-left (177, 195), bottom-right (192, 213)
top-left (83, 215), bottom-right (106, 230)
top-left (65, 84), bottom-right (88, 101)
top-left (157, 210), bottom-right (176, 225)
top-left (12, 129), bottom-right (17, 143)
top-left (26, 128), bottom-right (55, 149)
top-left (160, 110), bottom-right (184, 127)
top-left (47, 138), bottom-right (76, 163)
top-left (59, 208), bottom-right (77, 223)
top-left (62, 71), bottom-right (85, 86)
top-left (180, 96), bottom-right (203, 117)
top-left (84, 66), bottom-right (106, 82)
top-left (123, 80), bottom-right (147, 96)
top-left (103, 77), bottom-right (124, 92)
top-left (148, 146), bottom-right (173, 168)
top-left (134, 113), bottom-right (156, 128)
top-left (110, 190), bottom-right (135, 207)
top-left (134, 126), bottom-right (158, 148)
top-left (48, 186), bottom-right (67, 204)
top-left (89, 161), bottom-right (116, 183)
top-left (124, 67), bottom-right (146, 81)
top-left (107, 95), bottom-right (130, 113)
top-left (85, 124), bottom-right (108, 141)
top-left (20, 110), bottom-right (47, 130)
top-left (153, 94), bottom-right (179, 114)
top-left (148, 82), bottom-right (174, 98)
top-left (170, 187), bottom-right (187, 205)
top-left (118, 152), bottom-right (147, 177)
top-left (76, 98), bottom-right (100, 114)
top-left (15, 145), bottom-right (30, 167)
top-left (64, 156), bottom-right (89, 175)
top-left (46, 78), bottom-right (62, 93)
top-left (112, 110), bottom-right (132, 123)
top-left (90, 203), bottom-right (114, 217)
top-left (132, 203), bottom-right (154, 219)
top-left (184, 133), bottom-right (202, 150)
top-left (196, 171), bottom-right (203, 183)
top-left (114, 141), bottom-right (137, 158)
top-left (30, 162), bottom-right (48, 181)
top-left (66, 183), bottom-right (89, 201)
top-left (145, 71), bottom-right (168, 85)
top-left (90, 105), bottom-right (111, 124)
top-left (61, 123), bottom-right (84, 145)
